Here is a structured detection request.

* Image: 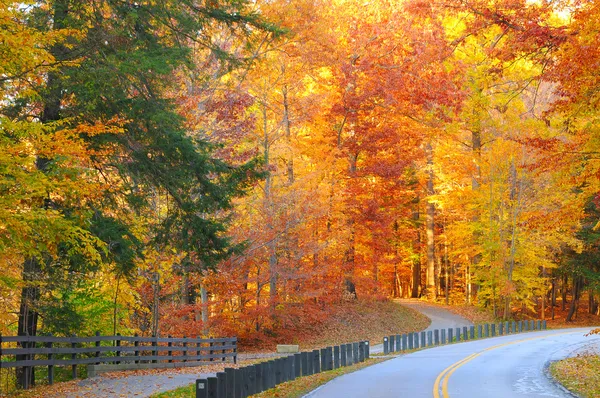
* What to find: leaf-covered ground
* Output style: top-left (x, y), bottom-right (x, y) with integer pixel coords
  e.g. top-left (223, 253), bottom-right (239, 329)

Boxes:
top-left (550, 354), bottom-right (600, 398)
top-left (292, 299), bottom-right (430, 350)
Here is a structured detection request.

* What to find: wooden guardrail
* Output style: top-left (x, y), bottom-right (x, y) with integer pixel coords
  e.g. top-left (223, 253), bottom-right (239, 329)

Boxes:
top-left (196, 340), bottom-right (370, 398)
top-left (0, 333), bottom-right (237, 389)
top-left (382, 319), bottom-right (547, 354)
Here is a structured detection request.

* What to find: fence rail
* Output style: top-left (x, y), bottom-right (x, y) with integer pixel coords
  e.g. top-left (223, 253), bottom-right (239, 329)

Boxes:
top-left (0, 333), bottom-right (237, 389)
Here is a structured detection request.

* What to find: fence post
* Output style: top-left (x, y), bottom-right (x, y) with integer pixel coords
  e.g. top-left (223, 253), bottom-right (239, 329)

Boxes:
top-left (470, 326), bottom-right (475, 340)
top-left (168, 335), bottom-right (173, 363)
top-left (222, 341), bottom-right (227, 361)
top-left (209, 340), bottom-right (214, 362)
top-left (358, 342), bottom-right (365, 362)
top-left (542, 320), bottom-right (547, 329)
top-left (233, 338), bottom-right (237, 364)
top-left (441, 329), bottom-right (446, 345)
top-left (134, 333), bottom-right (140, 364)
top-left (365, 341), bottom-right (370, 359)
top-left (196, 379), bottom-right (208, 398)
top-left (456, 328), bottom-right (461, 342)
top-left (414, 333), bottom-right (419, 349)
top-left (491, 324), bottom-right (496, 337)
top-left (234, 367), bottom-right (243, 397)
top-left (333, 346), bottom-right (340, 368)
top-left (71, 334), bottom-right (77, 379)
top-left (224, 367), bottom-right (235, 398)
top-left (448, 328), bottom-right (454, 343)
top-left (47, 333), bottom-right (54, 385)
top-left (537, 320), bottom-right (541, 330)
top-left (115, 333), bottom-right (121, 364)
top-left (499, 322), bottom-right (504, 336)
top-left (346, 343), bottom-right (353, 365)
top-left (477, 325), bottom-right (482, 339)
top-left (313, 349), bottom-right (321, 373)
top-left (301, 351), bottom-right (310, 374)
top-left (428, 331), bottom-right (433, 346)
top-left (434, 330), bottom-right (440, 345)
top-left (207, 376), bottom-right (218, 398)
top-left (340, 345), bottom-right (347, 367)
top-left (485, 323), bottom-right (489, 337)
top-left (389, 335), bottom-right (395, 353)
top-left (248, 365), bottom-right (256, 395)
top-left (152, 335), bottom-right (158, 363)
top-left (95, 331), bottom-right (101, 365)
top-left (217, 371), bottom-right (227, 397)
top-left (383, 337), bottom-right (389, 355)
top-left (352, 343), bottom-right (359, 364)
top-left (183, 336), bottom-right (188, 363)
top-left (421, 332), bottom-right (426, 347)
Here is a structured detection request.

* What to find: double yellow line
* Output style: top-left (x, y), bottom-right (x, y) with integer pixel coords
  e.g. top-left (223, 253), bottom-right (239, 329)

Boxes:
top-left (432, 331), bottom-right (573, 398)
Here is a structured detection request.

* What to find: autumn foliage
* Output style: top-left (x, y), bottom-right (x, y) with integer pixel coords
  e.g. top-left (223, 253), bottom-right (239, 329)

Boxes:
top-left (2, 0), bottom-right (600, 370)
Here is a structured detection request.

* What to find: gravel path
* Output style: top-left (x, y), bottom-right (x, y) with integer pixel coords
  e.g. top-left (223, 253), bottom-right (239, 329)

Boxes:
top-left (56, 353), bottom-right (288, 398)
top-left (370, 299), bottom-right (473, 354)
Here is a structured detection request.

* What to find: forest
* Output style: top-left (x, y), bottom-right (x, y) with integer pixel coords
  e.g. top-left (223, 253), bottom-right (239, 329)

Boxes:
top-left (2, 0), bottom-right (600, 355)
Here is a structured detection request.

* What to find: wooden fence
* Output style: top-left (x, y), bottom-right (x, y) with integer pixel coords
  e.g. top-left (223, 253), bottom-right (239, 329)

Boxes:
top-left (196, 340), bottom-right (370, 398)
top-left (382, 319), bottom-right (547, 354)
top-left (0, 333), bottom-right (237, 389)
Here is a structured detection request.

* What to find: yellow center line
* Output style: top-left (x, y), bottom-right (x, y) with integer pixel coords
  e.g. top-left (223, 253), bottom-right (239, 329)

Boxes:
top-left (432, 331), bottom-right (575, 398)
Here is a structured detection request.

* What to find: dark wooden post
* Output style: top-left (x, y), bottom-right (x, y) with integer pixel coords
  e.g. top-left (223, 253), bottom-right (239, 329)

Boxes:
top-left (333, 346), bottom-right (340, 368)
top-left (389, 335), bottom-right (395, 353)
top-left (470, 326), bottom-right (475, 340)
top-left (383, 337), bottom-right (389, 355)
top-left (134, 333), bottom-right (140, 364)
top-left (358, 342), bottom-right (365, 362)
top-left (71, 334), bottom-right (77, 379)
top-left (183, 336), bottom-right (188, 363)
top-left (196, 378), bottom-right (208, 398)
top-left (222, 341), bottom-right (226, 361)
top-left (477, 325), bottom-right (482, 339)
top-left (312, 349), bottom-right (320, 373)
top-left (485, 323), bottom-right (490, 337)
top-left (294, 353), bottom-right (302, 377)
top-left (47, 333), bottom-right (54, 385)
top-left (216, 372), bottom-right (227, 397)
top-left (95, 331), bottom-right (101, 365)
top-left (115, 333), bottom-right (121, 364)
top-left (224, 367), bottom-right (235, 398)
top-left (196, 338), bottom-right (201, 362)
top-left (463, 327), bottom-right (468, 340)
top-left (152, 335), bottom-right (158, 363)
top-left (346, 343), bottom-right (353, 365)
top-left (434, 330), bottom-right (440, 345)
top-left (402, 334), bottom-right (408, 350)
top-left (207, 376), bottom-right (218, 398)
top-left (448, 328), bottom-right (454, 343)
top-left (421, 332), bottom-right (426, 347)
top-left (167, 335), bottom-right (173, 363)
top-left (209, 340), bottom-right (214, 362)
top-left (428, 331), bottom-right (433, 346)
top-left (441, 329), bottom-right (446, 344)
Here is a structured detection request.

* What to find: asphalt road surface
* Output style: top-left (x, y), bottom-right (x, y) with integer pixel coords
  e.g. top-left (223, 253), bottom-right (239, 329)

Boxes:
top-left (370, 300), bottom-right (473, 354)
top-left (306, 328), bottom-right (599, 398)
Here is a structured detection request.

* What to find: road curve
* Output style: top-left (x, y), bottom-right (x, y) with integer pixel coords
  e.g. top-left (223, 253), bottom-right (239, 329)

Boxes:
top-left (305, 328), bottom-right (599, 398)
top-left (370, 300), bottom-right (473, 354)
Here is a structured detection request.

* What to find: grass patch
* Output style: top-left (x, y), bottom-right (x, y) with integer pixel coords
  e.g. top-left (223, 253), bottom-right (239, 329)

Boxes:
top-left (550, 354), bottom-right (600, 398)
top-left (152, 384), bottom-right (194, 397)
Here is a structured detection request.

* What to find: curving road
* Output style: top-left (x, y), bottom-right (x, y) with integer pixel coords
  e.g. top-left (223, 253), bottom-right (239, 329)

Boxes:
top-left (305, 328), bottom-right (599, 398)
top-left (370, 300), bottom-right (473, 354)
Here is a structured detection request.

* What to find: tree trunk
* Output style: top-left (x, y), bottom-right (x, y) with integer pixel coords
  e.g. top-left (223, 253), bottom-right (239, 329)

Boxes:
top-left (566, 275), bottom-right (581, 322)
top-left (425, 142), bottom-right (436, 300)
top-left (411, 198), bottom-right (421, 298)
top-left (561, 274), bottom-right (567, 311)
top-left (16, 0), bottom-right (69, 389)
